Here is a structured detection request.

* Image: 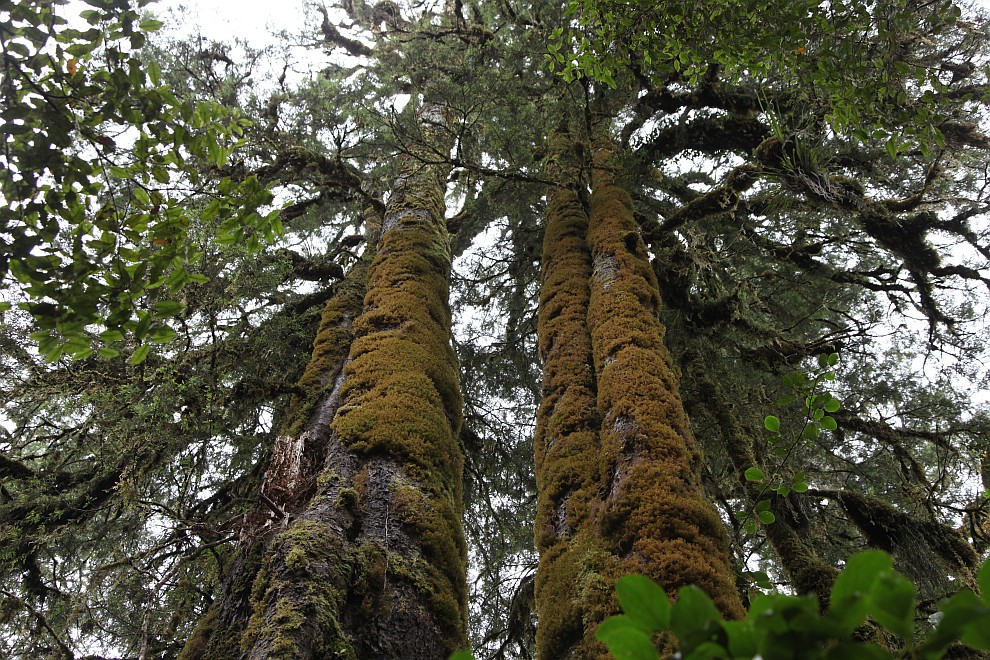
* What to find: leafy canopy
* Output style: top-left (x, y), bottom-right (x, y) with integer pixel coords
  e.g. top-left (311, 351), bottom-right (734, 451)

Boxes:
top-left (0, 0), bottom-right (280, 361)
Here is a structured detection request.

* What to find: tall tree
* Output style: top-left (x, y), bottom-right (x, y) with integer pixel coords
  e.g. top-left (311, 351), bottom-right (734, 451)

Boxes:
top-left (2, 0), bottom-right (990, 658)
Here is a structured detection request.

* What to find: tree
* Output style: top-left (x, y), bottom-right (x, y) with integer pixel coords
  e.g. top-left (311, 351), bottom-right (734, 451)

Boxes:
top-left (0, 0), bottom-right (279, 360)
top-left (2, 0), bottom-right (990, 658)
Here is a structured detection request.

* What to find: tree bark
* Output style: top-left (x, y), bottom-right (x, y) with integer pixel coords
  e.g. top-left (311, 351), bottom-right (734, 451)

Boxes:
top-left (181, 101), bottom-right (467, 659)
top-left (584, 137), bottom-right (745, 623)
top-left (533, 125), bottom-right (745, 658)
top-left (533, 129), bottom-right (607, 658)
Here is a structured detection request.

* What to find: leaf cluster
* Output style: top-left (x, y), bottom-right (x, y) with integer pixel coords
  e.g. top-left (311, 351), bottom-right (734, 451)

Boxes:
top-left (598, 550), bottom-right (990, 659)
top-left (1, 0), bottom-right (281, 359)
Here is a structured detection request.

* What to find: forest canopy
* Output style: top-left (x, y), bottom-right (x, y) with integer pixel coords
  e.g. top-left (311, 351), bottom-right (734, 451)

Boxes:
top-left (1, 0), bottom-right (990, 658)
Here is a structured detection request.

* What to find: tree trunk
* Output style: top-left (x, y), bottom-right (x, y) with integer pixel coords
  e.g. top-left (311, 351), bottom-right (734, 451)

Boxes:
top-left (584, 138), bottom-right (745, 622)
top-left (181, 102), bottom-right (467, 659)
top-left (533, 126), bottom-right (745, 658)
top-left (533, 129), bottom-right (608, 658)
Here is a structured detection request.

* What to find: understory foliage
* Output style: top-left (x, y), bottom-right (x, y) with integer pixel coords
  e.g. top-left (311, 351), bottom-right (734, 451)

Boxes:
top-left (599, 551), bottom-right (990, 659)
top-left (1, 0), bottom-right (990, 657)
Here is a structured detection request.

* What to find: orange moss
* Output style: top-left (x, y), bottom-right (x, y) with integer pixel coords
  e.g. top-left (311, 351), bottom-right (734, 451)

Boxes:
top-left (586, 172), bottom-right (745, 621)
top-left (534, 130), bottom-right (609, 658)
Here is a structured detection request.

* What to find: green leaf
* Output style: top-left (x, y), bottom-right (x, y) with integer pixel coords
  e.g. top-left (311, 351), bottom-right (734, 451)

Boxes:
top-left (616, 575), bottom-right (670, 632)
top-left (154, 300), bottom-right (184, 317)
top-left (98, 347), bottom-right (120, 358)
top-left (0, 302), bottom-right (11, 312)
top-left (764, 416), bottom-right (780, 433)
top-left (596, 615), bottom-right (662, 660)
top-left (824, 398), bottom-right (841, 413)
top-left (918, 589), bottom-right (990, 654)
top-left (820, 416), bottom-right (837, 431)
top-left (721, 619), bottom-right (758, 658)
top-left (744, 467), bottom-right (765, 482)
top-left (758, 510), bottom-right (776, 525)
top-left (867, 570), bottom-right (915, 638)
top-left (130, 343), bottom-right (151, 365)
top-left (448, 651), bottom-right (475, 660)
top-left (150, 325), bottom-right (177, 344)
top-left (686, 641), bottom-right (729, 659)
top-left (671, 586), bottom-right (724, 652)
top-left (827, 551), bottom-right (891, 635)
top-left (139, 19), bottom-right (164, 32)
top-left (99, 329), bottom-right (124, 342)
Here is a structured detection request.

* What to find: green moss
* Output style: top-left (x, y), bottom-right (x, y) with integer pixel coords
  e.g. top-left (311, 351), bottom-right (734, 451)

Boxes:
top-left (241, 520), bottom-right (355, 659)
top-left (281, 255), bottom-right (370, 440)
top-left (333, 487), bottom-right (360, 509)
top-left (534, 131), bottom-right (612, 659)
top-left (586, 176), bottom-right (745, 620)
top-left (179, 536), bottom-right (270, 660)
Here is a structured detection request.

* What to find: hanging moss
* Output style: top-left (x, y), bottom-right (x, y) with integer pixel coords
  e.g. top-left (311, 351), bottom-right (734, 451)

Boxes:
top-left (586, 156), bottom-right (745, 622)
top-left (694, 370), bottom-right (839, 607)
top-left (832, 489), bottom-right (981, 597)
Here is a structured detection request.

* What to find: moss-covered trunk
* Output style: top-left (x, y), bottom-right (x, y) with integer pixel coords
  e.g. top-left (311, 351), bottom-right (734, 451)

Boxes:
top-left (533, 130), bottom-right (607, 658)
top-left (583, 141), bottom-right (745, 623)
top-left (181, 102), bottom-right (466, 659)
top-left (533, 127), bottom-right (744, 657)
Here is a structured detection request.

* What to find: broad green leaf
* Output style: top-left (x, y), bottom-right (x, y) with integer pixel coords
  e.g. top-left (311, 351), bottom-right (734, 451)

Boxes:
top-left (744, 467), bottom-right (765, 482)
top-left (616, 575), bottom-right (670, 631)
top-left (764, 416), bottom-right (780, 432)
top-left (671, 586), bottom-right (724, 652)
top-left (758, 510), bottom-right (776, 525)
top-left (130, 343), bottom-right (151, 365)
top-left (721, 619), bottom-right (758, 658)
top-left (154, 300), bottom-right (184, 317)
top-left (867, 571), bottom-right (915, 638)
top-left (685, 641), bottom-right (728, 659)
top-left (827, 551), bottom-right (891, 634)
top-left (918, 589), bottom-right (990, 654)
top-left (596, 615), bottom-right (662, 660)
